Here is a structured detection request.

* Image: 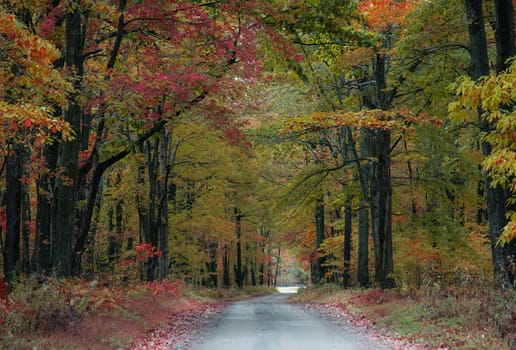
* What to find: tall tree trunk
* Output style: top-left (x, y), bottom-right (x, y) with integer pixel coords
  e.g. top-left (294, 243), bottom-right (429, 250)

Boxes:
top-left (370, 129), bottom-right (395, 289)
top-left (21, 186), bottom-right (31, 274)
top-left (370, 54), bottom-right (395, 289)
top-left (274, 244), bottom-right (281, 287)
top-left (259, 260), bottom-right (265, 286)
top-left (258, 226), bottom-right (268, 286)
top-left (357, 131), bottom-right (371, 287)
top-left (343, 204), bottom-right (352, 287)
top-left (157, 128), bottom-right (170, 280)
top-left (222, 242), bottom-right (230, 288)
top-left (339, 126), bottom-right (354, 288)
top-left (145, 138), bottom-right (159, 281)
top-left (464, 0), bottom-right (514, 286)
top-left (205, 241), bottom-right (218, 287)
top-left (0, 189), bottom-right (4, 276)
top-left (251, 247), bottom-right (257, 286)
top-left (267, 255), bottom-right (273, 286)
top-left (404, 140), bottom-right (418, 215)
top-left (35, 142), bottom-right (58, 275)
top-left (312, 190), bottom-right (325, 284)
top-left (52, 2), bottom-right (86, 276)
top-left (234, 207), bottom-right (243, 289)
top-left (357, 204), bottom-right (370, 287)
top-left (107, 199), bottom-right (123, 265)
top-left (493, 0), bottom-right (515, 73)
top-left (493, 0), bottom-right (516, 285)
top-left (70, 0), bottom-right (129, 275)
top-left (3, 143), bottom-right (23, 288)
top-left (329, 208), bottom-right (341, 283)
top-left (106, 206), bottom-right (114, 258)
top-left (464, 0), bottom-right (490, 80)
top-left (136, 145), bottom-right (148, 281)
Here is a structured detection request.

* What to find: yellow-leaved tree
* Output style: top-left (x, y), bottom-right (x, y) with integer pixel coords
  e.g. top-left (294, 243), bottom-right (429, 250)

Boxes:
top-left (449, 61), bottom-right (516, 245)
top-left (0, 10), bottom-right (71, 287)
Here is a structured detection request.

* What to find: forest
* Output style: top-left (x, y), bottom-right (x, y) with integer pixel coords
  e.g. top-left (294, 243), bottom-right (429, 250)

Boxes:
top-left (0, 0), bottom-right (515, 348)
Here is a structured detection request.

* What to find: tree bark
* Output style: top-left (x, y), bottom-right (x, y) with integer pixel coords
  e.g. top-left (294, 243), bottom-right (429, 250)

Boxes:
top-left (493, 0), bottom-right (515, 73)
top-left (234, 207), bottom-right (243, 289)
top-left (274, 244), bottom-right (281, 287)
top-left (259, 262), bottom-right (265, 285)
top-left (251, 244), bottom-right (257, 286)
top-left (107, 198), bottom-right (123, 265)
top-left (464, 0), bottom-right (515, 286)
top-left (222, 242), bottom-right (230, 288)
top-left (205, 241), bottom-right (218, 287)
top-left (493, 0), bottom-right (516, 286)
top-left (343, 204), bottom-right (352, 287)
top-left (157, 128), bottom-right (170, 280)
top-left (312, 190), bottom-right (326, 284)
top-left (370, 129), bottom-right (395, 289)
top-left (21, 186), bottom-right (31, 274)
top-left (52, 1), bottom-right (86, 276)
top-left (464, 0), bottom-right (490, 79)
top-left (3, 144), bottom-right (23, 288)
top-left (145, 138), bottom-right (159, 281)
top-left (258, 227), bottom-right (267, 286)
top-left (357, 204), bottom-right (370, 287)
top-left (370, 54), bottom-right (396, 289)
top-left (35, 142), bottom-right (58, 275)
top-left (357, 131), bottom-right (371, 287)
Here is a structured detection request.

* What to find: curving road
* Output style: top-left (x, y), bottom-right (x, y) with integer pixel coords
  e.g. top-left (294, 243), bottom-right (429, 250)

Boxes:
top-left (190, 293), bottom-right (391, 350)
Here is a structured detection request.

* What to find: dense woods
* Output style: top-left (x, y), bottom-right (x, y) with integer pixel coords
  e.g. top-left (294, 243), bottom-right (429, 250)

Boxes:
top-left (1, 0), bottom-right (516, 315)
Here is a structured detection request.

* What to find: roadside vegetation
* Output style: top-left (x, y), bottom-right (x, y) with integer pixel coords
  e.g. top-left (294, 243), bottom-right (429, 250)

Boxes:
top-left (1, 1), bottom-right (516, 349)
top-left (292, 284), bottom-right (515, 350)
top-left (0, 277), bottom-right (273, 350)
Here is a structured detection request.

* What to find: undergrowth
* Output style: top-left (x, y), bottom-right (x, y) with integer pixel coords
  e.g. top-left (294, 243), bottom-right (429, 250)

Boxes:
top-left (0, 277), bottom-right (275, 350)
top-left (293, 284), bottom-right (515, 350)
top-left (193, 285), bottom-right (276, 300)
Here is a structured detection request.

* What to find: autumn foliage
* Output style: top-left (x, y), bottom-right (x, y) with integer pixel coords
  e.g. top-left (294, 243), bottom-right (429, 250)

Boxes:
top-left (0, 12), bottom-right (71, 145)
top-left (358, 0), bottom-right (417, 32)
top-left (450, 62), bottom-right (516, 243)
top-left (1, 0), bottom-right (516, 348)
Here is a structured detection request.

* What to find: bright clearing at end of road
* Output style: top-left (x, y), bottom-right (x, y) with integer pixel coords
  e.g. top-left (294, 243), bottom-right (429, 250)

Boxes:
top-left (276, 286), bottom-right (302, 293)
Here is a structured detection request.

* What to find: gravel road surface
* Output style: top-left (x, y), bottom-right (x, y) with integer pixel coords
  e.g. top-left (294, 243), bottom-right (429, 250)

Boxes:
top-left (190, 293), bottom-right (392, 350)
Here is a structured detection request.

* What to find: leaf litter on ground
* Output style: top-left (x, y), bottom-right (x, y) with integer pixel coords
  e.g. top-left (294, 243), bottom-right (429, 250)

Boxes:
top-left (131, 302), bottom-right (226, 350)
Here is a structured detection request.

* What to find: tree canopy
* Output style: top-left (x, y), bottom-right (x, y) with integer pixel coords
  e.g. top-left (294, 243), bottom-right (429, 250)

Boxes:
top-left (1, 0), bottom-right (515, 296)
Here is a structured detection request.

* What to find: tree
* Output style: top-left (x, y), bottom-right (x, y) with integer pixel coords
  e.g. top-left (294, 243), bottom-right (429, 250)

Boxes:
top-left (279, 0), bottom-right (420, 288)
top-left (0, 0), bottom-right (270, 280)
top-left (0, 9), bottom-right (70, 286)
top-left (450, 62), bottom-right (516, 285)
top-left (453, 0), bottom-right (516, 286)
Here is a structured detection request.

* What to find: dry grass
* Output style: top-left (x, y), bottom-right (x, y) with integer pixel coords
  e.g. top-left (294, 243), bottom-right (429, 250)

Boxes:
top-left (291, 285), bottom-right (515, 350)
top-left (0, 279), bottom-right (275, 350)
top-left (1, 288), bottom-right (196, 350)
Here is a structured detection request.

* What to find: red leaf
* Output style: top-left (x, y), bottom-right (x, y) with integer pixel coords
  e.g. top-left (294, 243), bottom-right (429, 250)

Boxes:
top-left (23, 119), bottom-right (33, 128)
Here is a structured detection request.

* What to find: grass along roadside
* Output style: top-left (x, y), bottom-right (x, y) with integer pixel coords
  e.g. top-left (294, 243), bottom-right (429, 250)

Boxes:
top-left (290, 284), bottom-right (515, 350)
top-left (0, 277), bottom-right (275, 350)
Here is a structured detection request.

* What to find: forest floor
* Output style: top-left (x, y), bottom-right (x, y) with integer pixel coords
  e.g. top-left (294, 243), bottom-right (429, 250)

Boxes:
top-left (290, 285), bottom-right (516, 350)
top-left (1, 280), bottom-right (514, 350)
top-left (0, 278), bottom-right (271, 350)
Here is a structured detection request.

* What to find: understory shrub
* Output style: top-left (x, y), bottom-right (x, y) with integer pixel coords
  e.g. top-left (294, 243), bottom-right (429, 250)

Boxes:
top-left (422, 287), bottom-right (516, 347)
top-left (1, 277), bottom-right (82, 336)
top-left (479, 289), bottom-right (516, 342)
top-left (0, 277), bottom-right (194, 350)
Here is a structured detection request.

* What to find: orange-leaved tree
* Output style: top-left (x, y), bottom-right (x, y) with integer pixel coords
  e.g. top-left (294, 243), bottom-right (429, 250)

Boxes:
top-left (0, 10), bottom-right (71, 287)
